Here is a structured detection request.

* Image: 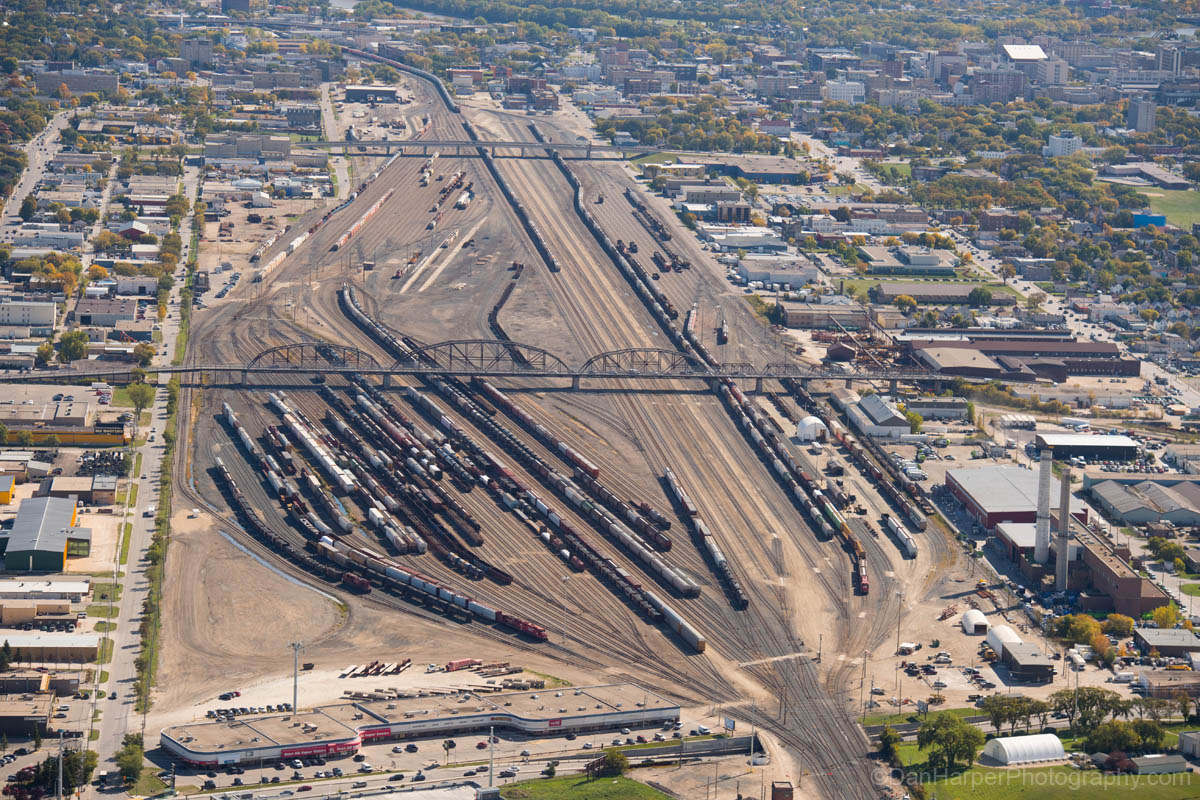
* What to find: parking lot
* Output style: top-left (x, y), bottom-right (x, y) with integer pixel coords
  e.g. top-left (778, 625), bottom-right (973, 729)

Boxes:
top-left (164, 717), bottom-right (718, 793)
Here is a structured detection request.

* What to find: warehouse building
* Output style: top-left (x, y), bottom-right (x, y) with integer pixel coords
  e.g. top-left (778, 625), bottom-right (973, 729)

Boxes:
top-left (1131, 754), bottom-right (1188, 775)
top-left (909, 339), bottom-right (1140, 380)
top-left (1032, 434), bottom-right (1139, 461)
top-left (40, 475), bottom-right (118, 505)
top-left (1, 633), bottom-right (99, 663)
top-left (1, 497), bottom-right (91, 572)
top-left (1138, 670), bottom-right (1200, 699)
top-left (0, 581), bottom-right (89, 603)
top-left (1001, 643), bottom-right (1055, 683)
top-left (945, 466), bottom-right (1084, 529)
top-left (344, 85), bottom-right (398, 103)
top-left (162, 684), bottom-right (679, 766)
top-left (1134, 628), bottom-right (1200, 658)
top-left (1090, 480), bottom-right (1200, 526)
top-left (903, 397), bottom-right (969, 420)
top-left (0, 696), bottom-right (53, 735)
top-left (844, 394), bottom-right (911, 438)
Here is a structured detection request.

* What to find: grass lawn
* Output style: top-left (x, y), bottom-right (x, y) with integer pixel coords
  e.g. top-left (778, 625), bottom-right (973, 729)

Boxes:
top-left (878, 161), bottom-right (912, 177)
top-left (94, 621), bottom-right (116, 633)
top-left (629, 151), bottom-right (685, 167)
top-left (93, 582), bottom-right (122, 602)
top-left (98, 638), bottom-right (113, 664)
top-left (86, 604), bottom-right (118, 618)
top-left (134, 771), bottom-right (168, 797)
top-left (1180, 583), bottom-right (1200, 596)
top-left (828, 183), bottom-right (874, 197)
top-left (1147, 189), bottom-right (1200, 229)
top-left (119, 523), bottom-right (132, 566)
top-left (835, 277), bottom-right (1022, 302)
top-left (863, 706), bottom-right (979, 727)
top-left (500, 776), bottom-right (671, 800)
top-left (111, 384), bottom-right (157, 409)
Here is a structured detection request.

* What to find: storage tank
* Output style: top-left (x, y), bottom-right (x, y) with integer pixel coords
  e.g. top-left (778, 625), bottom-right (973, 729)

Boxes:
top-left (986, 624), bottom-right (1021, 657)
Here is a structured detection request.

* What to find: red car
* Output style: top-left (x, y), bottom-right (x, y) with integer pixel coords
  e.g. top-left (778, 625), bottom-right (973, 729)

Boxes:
top-left (476, 742), bottom-right (488, 750)
top-left (297, 787), bottom-right (312, 792)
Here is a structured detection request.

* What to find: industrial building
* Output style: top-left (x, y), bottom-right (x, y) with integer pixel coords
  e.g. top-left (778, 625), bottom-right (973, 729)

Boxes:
top-left (1032, 434), bottom-right (1140, 461)
top-left (857, 245), bottom-right (958, 276)
top-left (903, 397), bottom-right (969, 420)
top-left (41, 475), bottom-right (118, 505)
top-left (0, 634), bottom-right (99, 663)
top-left (1090, 480), bottom-right (1200, 526)
top-left (1138, 670), bottom-right (1200, 699)
top-left (344, 85), bottom-right (399, 103)
top-left (0, 696), bottom-right (54, 735)
top-left (944, 466), bottom-right (1083, 530)
top-left (844, 394), bottom-right (910, 438)
top-left (908, 339), bottom-right (1140, 380)
top-left (1131, 755), bottom-right (1188, 775)
top-left (1133, 628), bottom-right (1200, 658)
top-left (161, 684), bottom-right (679, 766)
top-left (0, 581), bottom-right (89, 603)
top-left (961, 609), bottom-right (989, 635)
top-left (1, 497), bottom-right (91, 572)
top-left (1001, 642), bottom-right (1055, 683)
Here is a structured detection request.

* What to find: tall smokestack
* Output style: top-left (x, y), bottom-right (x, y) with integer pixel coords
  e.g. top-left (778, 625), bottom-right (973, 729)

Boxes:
top-left (1034, 450), bottom-right (1052, 564)
top-left (1056, 468), bottom-right (1071, 591)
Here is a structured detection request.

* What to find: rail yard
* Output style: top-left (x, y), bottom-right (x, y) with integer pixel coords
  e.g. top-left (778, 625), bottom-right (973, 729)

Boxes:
top-left (153, 50), bottom-right (972, 800)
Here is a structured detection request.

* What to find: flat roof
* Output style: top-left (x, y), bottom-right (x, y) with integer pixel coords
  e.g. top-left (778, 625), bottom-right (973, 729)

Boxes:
top-left (948, 466), bottom-right (1045, 515)
top-left (0, 580), bottom-right (90, 595)
top-left (1135, 628), bottom-right (1200, 648)
top-left (0, 695), bottom-right (53, 718)
top-left (0, 633), bottom-right (100, 648)
top-left (358, 684), bottom-right (673, 726)
top-left (168, 710), bottom-right (359, 752)
top-left (1002, 44), bottom-right (1047, 61)
top-left (1035, 433), bottom-right (1140, 449)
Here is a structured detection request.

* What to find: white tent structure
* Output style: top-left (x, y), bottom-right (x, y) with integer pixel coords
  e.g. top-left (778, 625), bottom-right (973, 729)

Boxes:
top-left (796, 415), bottom-right (828, 442)
top-left (982, 734), bottom-right (1065, 765)
top-left (961, 609), bottom-right (989, 635)
top-left (986, 624), bottom-right (1021, 657)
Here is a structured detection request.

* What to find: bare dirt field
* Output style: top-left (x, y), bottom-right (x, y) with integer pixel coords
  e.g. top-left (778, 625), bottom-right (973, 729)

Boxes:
top-left (66, 511), bottom-right (120, 574)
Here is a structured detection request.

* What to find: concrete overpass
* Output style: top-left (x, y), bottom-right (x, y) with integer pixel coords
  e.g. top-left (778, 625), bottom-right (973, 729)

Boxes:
top-left (303, 138), bottom-right (694, 159)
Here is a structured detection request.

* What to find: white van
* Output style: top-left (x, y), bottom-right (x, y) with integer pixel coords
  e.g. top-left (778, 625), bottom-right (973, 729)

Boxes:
top-left (697, 725), bottom-right (710, 735)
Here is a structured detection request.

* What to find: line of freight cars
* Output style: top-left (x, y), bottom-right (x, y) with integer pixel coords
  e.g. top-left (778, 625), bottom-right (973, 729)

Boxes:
top-left (460, 119), bottom-right (560, 273)
top-left (217, 414), bottom-right (548, 640)
top-left (472, 377), bottom-right (676, 552)
top-left (784, 379), bottom-right (928, 532)
top-left (622, 186), bottom-right (672, 243)
top-left (337, 289), bottom-right (708, 653)
top-left (331, 188), bottom-right (395, 252)
top-left (546, 148), bottom-right (856, 596)
top-left (663, 469), bottom-right (748, 609)
top-left (418, 379), bottom-right (700, 598)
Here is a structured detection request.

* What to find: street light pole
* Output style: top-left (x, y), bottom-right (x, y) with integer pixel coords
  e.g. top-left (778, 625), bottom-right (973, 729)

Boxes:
top-left (289, 642), bottom-right (303, 713)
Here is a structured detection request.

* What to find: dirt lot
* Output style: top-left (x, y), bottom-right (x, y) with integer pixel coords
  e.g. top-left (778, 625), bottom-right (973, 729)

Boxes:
top-left (65, 510), bottom-right (120, 574)
top-left (150, 512), bottom-right (630, 733)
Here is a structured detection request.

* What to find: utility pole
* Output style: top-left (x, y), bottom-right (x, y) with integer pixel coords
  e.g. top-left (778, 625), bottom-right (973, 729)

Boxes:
top-left (289, 642), bottom-right (303, 713)
top-left (488, 726), bottom-right (495, 787)
top-left (56, 731), bottom-right (63, 800)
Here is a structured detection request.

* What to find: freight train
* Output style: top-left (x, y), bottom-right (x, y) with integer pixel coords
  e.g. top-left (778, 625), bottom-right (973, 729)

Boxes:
top-left (337, 287), bottom-right (708, 653)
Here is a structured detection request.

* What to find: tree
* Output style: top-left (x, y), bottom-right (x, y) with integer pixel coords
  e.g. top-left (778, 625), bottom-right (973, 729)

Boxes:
top-left (600, 748), bottom-right (628, 776)
top-left (115, 734), bottom-right (143, 782)
top-left (980, 694), bottom-right (1010, 736)
top-left (878, 726), bottom-right (901, 764)
top-left (1026, 291), bottom-right (1046, 312)
top-left (57, 331), bottom-right (89, 363)
top-left (32, 728), bottom-right (41, 751)
top-left (132, 342), bottom-right (155, 367)
top-left (916, 713), bottom-right (984, 772)
top-left (905, 410), bottom-right (923, 434)
top-left (19, 195), bottom-right (36, 222)
top-left (1103, 614), bottom-right (1135, 638)
top-left (1134, 719), bottom-right (1165, 750)
top-left (127, 382), bottom-right (155, 423)
top-left (1053, 614), bottom-right (1102, 644)
top-left (893, 294), bottom-right (918, 313)
top-left (967, 286), bottom-right (993, 307)
top-left (1085, 720), bottom-right (1140, 753)
top-left (1152, 603), bottom-right (1180, 631)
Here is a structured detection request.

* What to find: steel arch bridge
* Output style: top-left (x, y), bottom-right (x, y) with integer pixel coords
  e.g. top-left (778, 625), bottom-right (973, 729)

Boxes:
top-left (246, 342), bottom-right (382, 371)
top-left (579, 348), bottom-right (709, 375)
top-left (393, 339), bottom-right (574, 374)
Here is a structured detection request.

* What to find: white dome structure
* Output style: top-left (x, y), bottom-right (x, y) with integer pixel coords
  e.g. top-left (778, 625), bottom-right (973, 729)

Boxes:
top-left (961, 609), bottom-right (989, 635)
top-left (795, 415), bottom-right (828, 442)
top-left (985, 624), bottom-right (1021, 657)
top-left (982, 733), bottom-right (1065, 765)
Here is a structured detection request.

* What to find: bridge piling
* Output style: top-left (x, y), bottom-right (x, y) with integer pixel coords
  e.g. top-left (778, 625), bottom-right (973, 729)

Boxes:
top-left (571, 375), bottom-right (580, 391)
